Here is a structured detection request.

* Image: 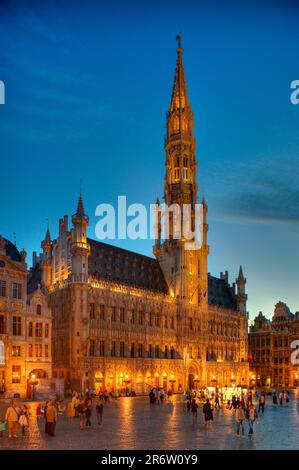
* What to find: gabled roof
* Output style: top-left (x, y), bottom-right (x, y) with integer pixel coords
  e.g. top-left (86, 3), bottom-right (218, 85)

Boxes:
top-left (88, 238), bottom-right (169, 294)
top-left (208, 275), bottom-right (237, 310)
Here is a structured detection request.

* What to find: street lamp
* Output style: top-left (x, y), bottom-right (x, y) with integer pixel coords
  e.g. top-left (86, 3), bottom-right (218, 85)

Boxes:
top-left (31, 373), bottom-right (38, 401)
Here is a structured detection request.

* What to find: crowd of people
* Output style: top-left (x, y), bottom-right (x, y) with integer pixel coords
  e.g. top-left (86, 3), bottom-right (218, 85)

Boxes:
top-left (0, 387), bottom-right (293, 440)
top-left (180, 387), bottom-right (292, 436)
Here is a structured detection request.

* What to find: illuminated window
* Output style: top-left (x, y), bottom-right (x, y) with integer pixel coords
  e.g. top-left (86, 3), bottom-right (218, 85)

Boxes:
top-left (12, 365), bottom-right (21, 384)
top-left (35, 344), bottom-right (42, 357)
top-left (12, 345), bottom-right (21, 357)
top-left (35, 323), bottom-right (42, 338)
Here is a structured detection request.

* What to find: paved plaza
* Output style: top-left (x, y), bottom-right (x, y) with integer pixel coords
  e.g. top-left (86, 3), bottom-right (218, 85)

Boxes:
top-left (0, 394), bottom-right (299, 450)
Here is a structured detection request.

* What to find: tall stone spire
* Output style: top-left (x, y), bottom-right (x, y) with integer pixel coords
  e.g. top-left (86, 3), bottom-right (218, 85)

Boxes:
top-left (164, 34), bottom-right (197, 219)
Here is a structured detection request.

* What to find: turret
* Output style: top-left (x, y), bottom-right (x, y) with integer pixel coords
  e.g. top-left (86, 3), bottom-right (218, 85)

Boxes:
top-left (41, 227), bottom-right (52, 287)
top-left (70, 194), bottom-right (90, 283)
top-left (236, 265), bottom-right (247, 314)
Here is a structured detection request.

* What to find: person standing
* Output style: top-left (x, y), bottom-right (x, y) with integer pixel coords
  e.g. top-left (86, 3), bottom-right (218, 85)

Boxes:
top-left (5, 401), bottom-right (19, 438)
top-left (258, 394), bottom-right (265, 414)
top-left (203, 399), bottom-right (213, 428)
top-left (19, 405), bottom-right (29, 435)
top-left (66, 399), bottom-right (75, 422)
top-left (236, 403), bottom-right (245, 435)
top-left (46, 402), bottom-right (57, 436)
top-left (284, 391), bottom-right (290, 403)
top-left (191, 399), bottom-right (198, 427)
top-left (214, 391), bottom-right (220, 409)
top-left (96, 400), bottom-right (104, 425)
top-left (247, 403), bottom-right (258, 435)
top-left (77, 399), bottom-right (85, 430)
top-left (279, 391), bottom-right (284, 405)
top-left (273, 392), bottom-right (278, 404)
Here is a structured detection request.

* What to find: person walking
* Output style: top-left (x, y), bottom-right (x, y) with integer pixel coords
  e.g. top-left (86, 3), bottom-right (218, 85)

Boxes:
top-left (258, 394), bottom-right (265, 414)
top-left (284, 391), bottom-right (290, 403)
top-left (273, 392), bottom-right (278, 404)
top-left (279, 391), bottom-right (284, 405)
top-left (191, 398), bottom-right (198, 427)
top-left (85, 398), bottom-right (92, 427)
top-left (214, 391), bottom-right (221, 409)
top-left (5, 401), bottom-right (19, 438)
top-left (96, 400), bottom-right (104, 425)
top-left (44, 400), bottom-right (50, 433)
top-left (46, 402), bottom-right (57, 436)
top-left (236, 403), bottom-right (245, 435)
top-left (77, 399), bottom-right (85, 430)
top-left (247, 403), bottom-right (258, 436)
top-left (203, 399), bottom-right (213, 428)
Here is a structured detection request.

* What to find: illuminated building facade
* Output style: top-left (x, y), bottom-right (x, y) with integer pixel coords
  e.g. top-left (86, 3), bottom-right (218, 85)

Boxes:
top-left (30, 39), bottom-right (249, 394)
top-left (0, 235), bottom-right (52, 398)
top-left (249, 302), bottom-right (299, 388)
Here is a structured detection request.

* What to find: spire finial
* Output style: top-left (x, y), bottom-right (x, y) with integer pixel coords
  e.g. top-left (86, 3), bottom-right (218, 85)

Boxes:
top-left (176, 33), bottom-right (182, 50)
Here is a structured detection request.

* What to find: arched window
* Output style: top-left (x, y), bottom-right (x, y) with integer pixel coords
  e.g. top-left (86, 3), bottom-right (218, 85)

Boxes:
top-left (36, 304), bottom-right (42, 315)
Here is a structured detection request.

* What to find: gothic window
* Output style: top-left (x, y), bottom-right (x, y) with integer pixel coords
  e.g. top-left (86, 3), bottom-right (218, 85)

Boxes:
top-left (45, 323), bottom-right (49, 338)
top-left (111, 306), bottom-right (116, 322)
top-left (100, 304), bottom-right (105, 320)
top-left (89, 340), bottom-right (95, 356)
top-left (36, 304), bottom-right (42, 315)
top-left (173, 115), bottom-right (180, 132)
top-left (89, 303), bottom-right (95, 319)
top-left (28, 322), bottom-right (33, 337)
top-left (120, 341), bottom-right (125, 357)
top-left (120, 308), bottom-right (125, 323)
top-left (164, 346), bottom-right (169, 358)
top-left (99, 340), bottom-right (105, 356)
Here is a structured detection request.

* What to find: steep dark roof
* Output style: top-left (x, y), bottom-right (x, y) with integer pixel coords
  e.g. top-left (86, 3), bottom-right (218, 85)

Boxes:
top-left (27, 263), bottom-right (42, 294)
top-left (208, 275), bottom-right (237, 310)
top-left (88, 238), bottom-right (169, 294)
top-left (3, 238), bottom-right (22, 262)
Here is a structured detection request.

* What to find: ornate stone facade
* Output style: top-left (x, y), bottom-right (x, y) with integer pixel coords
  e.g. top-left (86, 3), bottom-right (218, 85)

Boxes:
top-left (30, 39), bottom-right (249, 395)
top-left (0, 236), bottom-right (52, 398)
top-left (249, 302), bottom-right (299, 388)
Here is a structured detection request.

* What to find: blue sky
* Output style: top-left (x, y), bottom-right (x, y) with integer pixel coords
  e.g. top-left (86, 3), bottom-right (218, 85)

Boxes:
top-left (0, 0), bottom-right (299, 321)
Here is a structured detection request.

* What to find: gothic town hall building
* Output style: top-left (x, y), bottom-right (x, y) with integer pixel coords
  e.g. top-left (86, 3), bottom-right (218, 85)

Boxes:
top-left (29, 41), bottom-right (249, 395)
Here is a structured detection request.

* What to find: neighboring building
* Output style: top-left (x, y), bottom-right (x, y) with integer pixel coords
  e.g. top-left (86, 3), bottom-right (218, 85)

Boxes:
top-left (249, 302), bottom-right (299, 388)
top-left (30, 39), bottom-right (249, 395)
top-left (0, 234), bottom-right (53, 398)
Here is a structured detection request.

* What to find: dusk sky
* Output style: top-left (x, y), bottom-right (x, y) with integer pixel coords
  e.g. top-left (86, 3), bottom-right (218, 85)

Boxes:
top-left (0, 0), bottom-right (299, 321)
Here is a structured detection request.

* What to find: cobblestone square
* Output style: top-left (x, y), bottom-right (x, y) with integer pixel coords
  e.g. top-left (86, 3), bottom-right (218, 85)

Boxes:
top-left (1, 394), bottom-right (299, 450)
